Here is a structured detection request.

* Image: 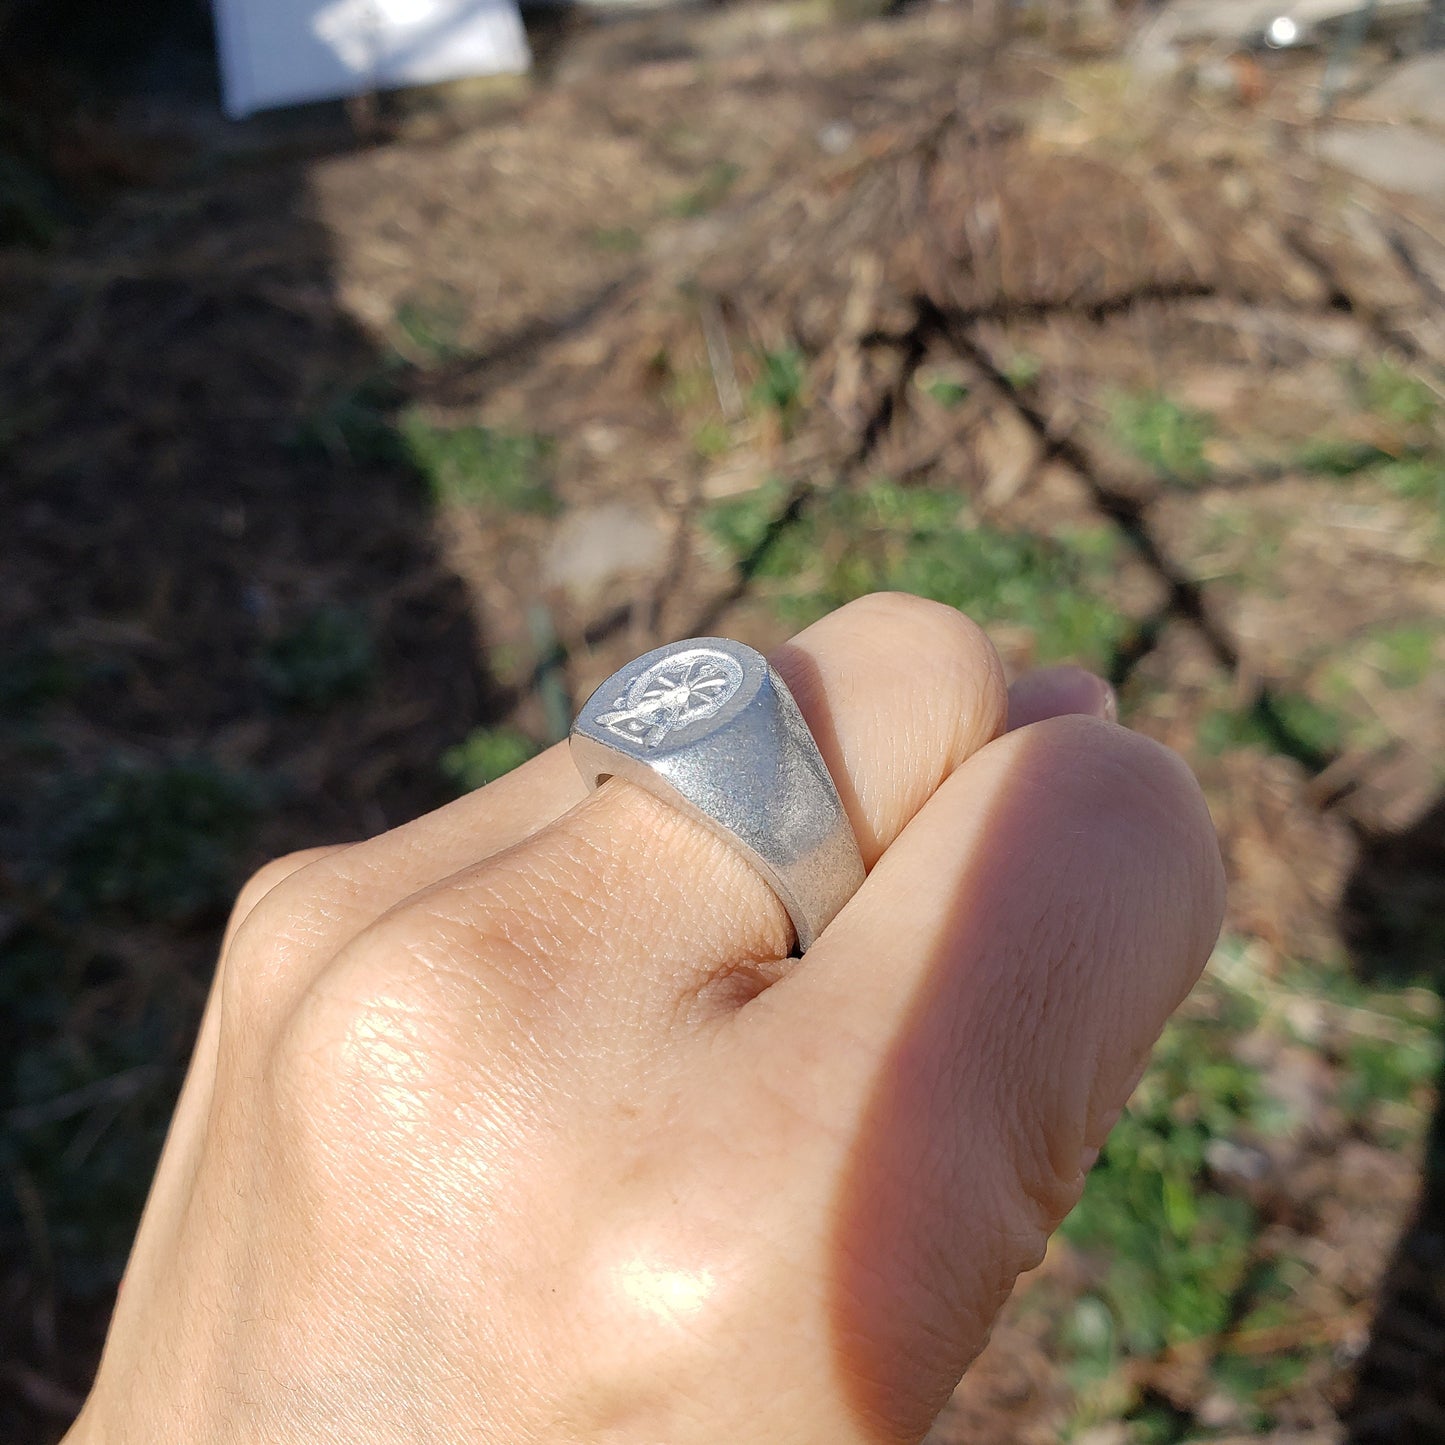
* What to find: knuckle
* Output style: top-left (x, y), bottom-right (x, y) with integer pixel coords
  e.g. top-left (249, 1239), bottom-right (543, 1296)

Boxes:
top-left (271, 902), bottom-right (542, 1109)
top-left (224, 845), bottom-right (344, 951)
top-left (266, 941), bottom-right (471, 1160)
top-left (1000, 1085), bottom-right (1091, 1243)
top-left (922, 608), bottom-right (1009, 754)
top-left (878, 593), bottom-right (1007, 734)
top-left (220, 845), bottom-right (347, 1021)
top-left (844, 591), bottom-right (1010, 757)
top-left (852, 590), bottom-right (998, 670)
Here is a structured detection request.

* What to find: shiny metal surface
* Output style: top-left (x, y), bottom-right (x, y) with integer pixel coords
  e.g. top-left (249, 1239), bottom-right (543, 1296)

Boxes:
top-left (569, 637), bottom-right (865, 953)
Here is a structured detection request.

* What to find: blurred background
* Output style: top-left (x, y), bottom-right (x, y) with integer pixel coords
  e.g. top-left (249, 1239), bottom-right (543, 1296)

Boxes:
top-left (2, 0), bottom-right (1443, 1439)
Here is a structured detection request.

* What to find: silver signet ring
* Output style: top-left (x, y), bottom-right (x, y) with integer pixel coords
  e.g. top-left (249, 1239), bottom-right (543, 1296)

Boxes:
top-left (569, 638), bottom-right (866, 953)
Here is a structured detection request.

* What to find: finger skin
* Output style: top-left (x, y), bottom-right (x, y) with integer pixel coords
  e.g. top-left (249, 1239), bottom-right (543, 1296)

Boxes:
top-left (240, 651), bottom-right (1108, 1008)
top-left (223, 742), bottom-right (588, 1035)
top-left (769, 597), bottom-right (1007, 868)
top-left (176, 844), bottom-right (348, 1161)
top-left (741, 714), bottom-right (1226, 1441)
top-left (1006, 665), bottom-right (1116, 730)
top-left (103, 847), bottom-right (346, 1371)
top-left (109, 593), bottom-right (1006, 1398)
top-left (72, 612), bottom-right (1224, 1445)
top-left (343, 594), bottom-right (1009, 1021)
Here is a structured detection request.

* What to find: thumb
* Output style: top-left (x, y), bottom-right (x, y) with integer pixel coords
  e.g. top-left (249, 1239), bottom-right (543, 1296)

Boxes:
top-left (750, 714), bottom-right (1226, 1440)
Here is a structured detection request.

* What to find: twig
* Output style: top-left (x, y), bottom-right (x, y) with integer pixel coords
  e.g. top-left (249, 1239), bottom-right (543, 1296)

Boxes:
top-left (699, 298), bottom-right (744, 422)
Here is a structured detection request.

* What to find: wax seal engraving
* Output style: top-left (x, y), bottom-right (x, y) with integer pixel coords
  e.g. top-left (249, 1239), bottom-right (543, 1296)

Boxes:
top-left (597, 647), bottom-right (744, 748)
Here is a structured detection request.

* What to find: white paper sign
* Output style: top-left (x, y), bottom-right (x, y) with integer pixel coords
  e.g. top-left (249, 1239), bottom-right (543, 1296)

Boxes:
top-left (213, 0), bottom-right (531, 118)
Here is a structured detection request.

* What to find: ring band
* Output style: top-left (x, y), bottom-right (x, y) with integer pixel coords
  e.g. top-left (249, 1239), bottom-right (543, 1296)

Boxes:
top-left (569, 638), bottom-right (865, 953)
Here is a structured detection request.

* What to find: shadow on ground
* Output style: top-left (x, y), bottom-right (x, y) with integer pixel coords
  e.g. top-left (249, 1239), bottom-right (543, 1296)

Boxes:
top-left (1343, 799), bottom-right (1445, 1441)
top-left (0, 11), bottom-right (507, 1441)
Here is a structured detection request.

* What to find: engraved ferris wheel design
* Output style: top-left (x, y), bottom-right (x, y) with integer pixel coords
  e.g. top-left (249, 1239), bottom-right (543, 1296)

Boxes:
top-left (596, 647), bottom-right (745, 748)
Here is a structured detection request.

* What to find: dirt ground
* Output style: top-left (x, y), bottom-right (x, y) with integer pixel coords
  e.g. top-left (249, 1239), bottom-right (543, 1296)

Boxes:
top-left (3, 3), bottom-right (1445, 1441)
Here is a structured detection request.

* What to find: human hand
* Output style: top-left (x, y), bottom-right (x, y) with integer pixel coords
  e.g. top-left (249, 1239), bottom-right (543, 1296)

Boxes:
top-left (67, 593), bottom-right (1224, 1445)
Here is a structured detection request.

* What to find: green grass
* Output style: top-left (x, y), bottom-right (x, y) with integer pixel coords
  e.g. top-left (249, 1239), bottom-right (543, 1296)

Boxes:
top-left (2, 671), bottom-right (271, 1307)
top-left (1305, 622), bottom-right (1442, 758)
top-left (1296, 437), bottom-right (1442, 508)
top-left (293, 364), bottom-right (408, 464)
top-left (1363, 360), bottom-right (1440, 430)
top-left (1192, 505), bottom-right (1287, 590)
top-left (4, 928), bottom-right (182, 1295)
top-left (1297, 362), bottom-right (1445, 532)
top-left (1047, 940), bottom-right (1443, 1434)
top-left (666, 161), bottom-right (742, 218)
top-left (0, 745), bottom-right (268, 1300)
top-left (394, 289), bottom-right (468, 363)
top-left (1379, 453), bottom-right (1445, 526)
top-left (260, 604), bottom-right (375, 709)
top-left (1369, 623), bottom-right (1438, 690)
top-left (1, 752), bottom-right (251, 1297)
top-left (703, 476), bottom-right (796, 562)
top-left (34, 755), bottom-right (262, 924)
top-left (692, 417), bottom-right (732, 460)
top-left (918, 372), bottom-right (971, 409)
top-left (1196, 692), bottom-right (1344, 761)
top-left (0, 640), bottom-right (78, 716)
top-left (0, 148), bottom-right (65, 248)
top-left (1295, 436), bottom-right (1396, 478)
top-left (441, 725), bottom-right (540, 791)
top-left (294, 365), bottom-right (564, 523)
top-left (1341, 1028), bottom-right (1439, 1120)
top-left (401, 414), bottom-right (557, 515)
top-left (750, 346), bottom-right (807, 434)
top-left (591, 225), bottom-right (644, 254)
top-left (1109, 390), bottom-right (1213, 485)
top-left (1278, 960), bottom-right (1442, 1120)
top-left (703, 478), bottom-right (1131, 669)
top-left (1063, 980), bottom-right (1265, 1358)
top-left (1211, 1346), bottom-right (1308, 1415)
top-left (1002, 351), bottom-right (1043, 390)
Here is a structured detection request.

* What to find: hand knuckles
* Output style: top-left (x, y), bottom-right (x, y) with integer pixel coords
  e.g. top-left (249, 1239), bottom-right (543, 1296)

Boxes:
top-left (849, 589), bottom-right (1011, 762)
top-left (221, 856), bottom-right (349, 1025)
top-left (844, 592), bottom-right (1009, 743)
top-left (1002, 1089), bottom-right (1091, 1241)
top-left (224, 845), bottom-right (343, 949)
top-left (268, 899), bottom-right (553, 1108)
top-left (265, 945), bottom-right (475, 1163)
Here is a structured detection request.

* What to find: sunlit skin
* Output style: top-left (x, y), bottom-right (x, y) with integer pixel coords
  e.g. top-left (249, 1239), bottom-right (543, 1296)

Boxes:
top-left (64, 593), bottom-right (1225, 1445)
top-left (615, 1258), bottom-right (718, 1323)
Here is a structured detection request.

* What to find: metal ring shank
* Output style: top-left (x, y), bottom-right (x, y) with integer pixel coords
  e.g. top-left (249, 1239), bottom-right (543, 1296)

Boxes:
top-left (569, 639), bottom-right (865, 953)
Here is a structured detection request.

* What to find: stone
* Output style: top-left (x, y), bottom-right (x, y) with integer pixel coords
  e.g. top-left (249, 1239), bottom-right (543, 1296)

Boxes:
top-left (1361, 53), bottom-right (1445, 131)
top-left (1318, 121), bottom-right (1445, 201)
top-left (541, 503), bottom-right (668, 604)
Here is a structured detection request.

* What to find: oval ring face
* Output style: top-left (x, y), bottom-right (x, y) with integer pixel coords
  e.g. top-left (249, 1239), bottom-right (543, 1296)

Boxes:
top-left (595, 646), bottom-right (745, 748)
